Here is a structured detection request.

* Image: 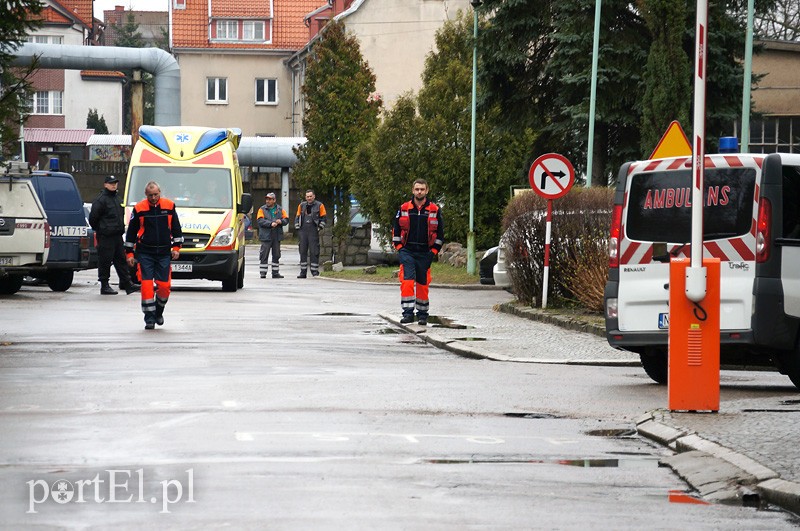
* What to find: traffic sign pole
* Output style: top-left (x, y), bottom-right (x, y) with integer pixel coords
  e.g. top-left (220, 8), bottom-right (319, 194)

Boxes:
top-left (542, 199), bottom-right (553, 309)
top-left (528, 153), bottom-right (575, 309)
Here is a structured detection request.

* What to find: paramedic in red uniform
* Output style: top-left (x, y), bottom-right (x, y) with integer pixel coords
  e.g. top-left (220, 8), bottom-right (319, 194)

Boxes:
top-left (125, 181), bottom-right (184, 330)
top-left (392, 179), bottom-right (444, 326)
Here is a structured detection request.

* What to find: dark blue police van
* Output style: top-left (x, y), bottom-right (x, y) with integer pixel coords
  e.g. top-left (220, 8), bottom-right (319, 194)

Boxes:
top-left (22, 165), bottom-right (93, 291)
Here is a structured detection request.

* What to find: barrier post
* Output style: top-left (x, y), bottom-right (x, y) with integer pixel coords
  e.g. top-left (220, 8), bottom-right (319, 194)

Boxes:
top-left (668, 257), bottom-right (720, 412)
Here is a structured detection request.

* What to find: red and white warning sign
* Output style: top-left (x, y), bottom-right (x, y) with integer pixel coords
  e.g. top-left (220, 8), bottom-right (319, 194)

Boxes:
top-left (528, 153), bottom-right (575, 199)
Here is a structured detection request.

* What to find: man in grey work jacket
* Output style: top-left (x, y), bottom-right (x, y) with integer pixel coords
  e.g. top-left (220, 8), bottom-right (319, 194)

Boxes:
top-left (294, 189), bottom-right (327, 278)
top-left (256, 192), bottom-right (289, 278)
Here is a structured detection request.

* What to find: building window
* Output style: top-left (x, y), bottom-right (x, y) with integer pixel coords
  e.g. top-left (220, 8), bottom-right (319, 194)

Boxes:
top-left (27, 35), bottom-right (63, 44)
top-left (30, 91), bottom-right (63, 114)
top-left (206, 77), bottom-right (227, 104)
top-left (749, 116), bottom-right (800, 154)
top-left (215, 20), bottom-right (238, 40)
top-left (173, 0), bottom-right (186, 9)
top-left (255, 78), bottom-right (277, 105)
top-left (243, 21), bottom-right (265, 41)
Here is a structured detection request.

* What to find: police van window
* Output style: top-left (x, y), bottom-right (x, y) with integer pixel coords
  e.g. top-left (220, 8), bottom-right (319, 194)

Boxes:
top-left (783, 166), bottom-right (800, 239)
top-left (39, 176), bottom-right (82, 211)
top-left (626, 168), bottom-right (756, 243)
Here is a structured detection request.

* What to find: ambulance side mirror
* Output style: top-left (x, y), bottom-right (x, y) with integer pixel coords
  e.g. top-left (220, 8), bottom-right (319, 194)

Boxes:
top-left (239, 193), bottom-right (253, 215)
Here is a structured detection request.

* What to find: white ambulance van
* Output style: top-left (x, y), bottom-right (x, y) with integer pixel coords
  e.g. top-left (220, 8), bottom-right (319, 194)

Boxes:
top-left (604, 151), bottom-right (800, 388)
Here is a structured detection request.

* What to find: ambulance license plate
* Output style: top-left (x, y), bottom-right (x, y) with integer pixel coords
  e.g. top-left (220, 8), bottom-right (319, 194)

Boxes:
top-left (658, 313), bottom-right (670, 329)
top-left (171, 262), bottom-right (192, 272)
top-left (0, 256), bottom-right (13, 265)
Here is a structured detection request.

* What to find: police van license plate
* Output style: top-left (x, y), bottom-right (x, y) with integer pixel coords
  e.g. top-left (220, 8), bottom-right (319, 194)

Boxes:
top-left (0, 256), bottom-right (13, 265)
top-left (171, 262), bottom-right (192, 272)
top-left (658, 313), bottom-right (670, 329)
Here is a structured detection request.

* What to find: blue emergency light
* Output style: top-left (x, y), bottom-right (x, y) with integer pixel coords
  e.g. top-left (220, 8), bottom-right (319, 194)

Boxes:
top-left (719, 136), bottom-right (739, 153)
top-left (48, 157), bottom-right (59, 171)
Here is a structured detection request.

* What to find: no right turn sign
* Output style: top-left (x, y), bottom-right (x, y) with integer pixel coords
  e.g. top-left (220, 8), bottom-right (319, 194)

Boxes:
top-left (528, 153), bottom-right (575, 199)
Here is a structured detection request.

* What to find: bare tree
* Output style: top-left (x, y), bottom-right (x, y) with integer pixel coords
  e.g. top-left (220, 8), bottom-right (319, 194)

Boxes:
top-left (755, 0), bottom-right (800, 40)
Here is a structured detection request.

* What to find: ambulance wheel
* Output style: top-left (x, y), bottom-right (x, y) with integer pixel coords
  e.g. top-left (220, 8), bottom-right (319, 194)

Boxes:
top-left (222, 271), bottom-right (238, 292)
top-left (0, 274), bottom-right (24, 294)
top-left (237, 261), bottom-right (245, 289)
top-left (47, 269), bottom-right (73, 292)
top-left (639, 347), bottom-right (668, 385)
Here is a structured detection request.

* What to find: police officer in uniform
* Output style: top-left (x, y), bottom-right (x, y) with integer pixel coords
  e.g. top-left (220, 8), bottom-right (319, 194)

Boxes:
top-left (294, 189), bottom-right (327, 278)
top-left (89, 175), bottom-right (140, 295)
top-left (392, 178), bottom-right (444, 326)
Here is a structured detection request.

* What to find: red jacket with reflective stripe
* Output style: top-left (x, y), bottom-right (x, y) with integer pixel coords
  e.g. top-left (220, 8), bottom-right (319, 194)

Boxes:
top-left (393, 199), bottom-right (443, 253)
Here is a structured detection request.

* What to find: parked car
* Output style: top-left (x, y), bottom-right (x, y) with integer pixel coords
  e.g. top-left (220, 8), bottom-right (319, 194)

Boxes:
top-left (479, 235), bottom-right (512, 288)
top-left (0, 164), bottom-right (50, 295)
top-left (5, 163), bottom-right (93, 291)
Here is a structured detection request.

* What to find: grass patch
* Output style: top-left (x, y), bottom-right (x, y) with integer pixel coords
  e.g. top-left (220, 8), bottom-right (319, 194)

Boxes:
top-left (321, 261), bottom-right (480, 285)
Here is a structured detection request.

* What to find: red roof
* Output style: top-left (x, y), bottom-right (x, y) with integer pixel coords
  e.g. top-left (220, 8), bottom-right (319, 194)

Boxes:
top-left (172, 0), bottom-right (321, 50)
top-left (24, 128), bottom-right (95, 144)
top-left (49, 0), bottom-right (93, 28)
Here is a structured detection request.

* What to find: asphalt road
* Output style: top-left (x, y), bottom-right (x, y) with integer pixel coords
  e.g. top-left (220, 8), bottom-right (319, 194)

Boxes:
top-left (0, 246), bottom-right (797, 528)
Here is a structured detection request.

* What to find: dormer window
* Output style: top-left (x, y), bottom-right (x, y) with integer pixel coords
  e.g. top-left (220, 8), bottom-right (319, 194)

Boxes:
top-left (211, 19), bottom-right (268, 43)
top-left (173, 0), bottom-right (185, 9)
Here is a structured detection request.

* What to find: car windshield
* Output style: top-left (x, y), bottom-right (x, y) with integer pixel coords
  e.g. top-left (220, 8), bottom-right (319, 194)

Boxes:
top-left (127, 166), bottom-right (232, 209)
top-left (626, 167), bottom-right (756, 242)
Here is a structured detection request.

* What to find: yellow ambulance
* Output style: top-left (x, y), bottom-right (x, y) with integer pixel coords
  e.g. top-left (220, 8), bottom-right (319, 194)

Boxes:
top-left (123, 125), bottom-right (253, 291)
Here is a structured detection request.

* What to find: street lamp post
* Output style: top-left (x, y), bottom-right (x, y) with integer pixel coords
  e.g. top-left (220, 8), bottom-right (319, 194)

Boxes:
top-left (467, 0), bottom-right (481, 275)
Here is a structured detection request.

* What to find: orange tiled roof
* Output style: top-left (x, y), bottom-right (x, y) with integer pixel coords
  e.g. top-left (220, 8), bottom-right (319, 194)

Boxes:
top-left (80, 70), bottom-right (126, 79)
top-left (172, 0), bottom-right (321, 50)
top-left (35, 6), bottom-right (73, 24)
top-left (49, 0), bottom-right (93, 28)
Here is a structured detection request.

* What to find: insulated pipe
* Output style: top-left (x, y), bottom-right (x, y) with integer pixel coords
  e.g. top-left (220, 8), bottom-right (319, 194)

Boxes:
top-left (12, 43), bottom-right (181, 126)
top-left (236, 136), bottom-right (306, 168)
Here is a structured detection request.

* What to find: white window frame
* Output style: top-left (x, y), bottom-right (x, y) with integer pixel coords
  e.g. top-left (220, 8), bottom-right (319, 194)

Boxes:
top-left (27, 35), bottom-right (63, 44)
top-left (242, 21), bottom-right (265, 41)
top-left (173, 0), bottom-right (186, 9)
top-left (30, 91), bottom-right (63, 115)
top-left (215, 20), bottom-right (238, 40)
top-left (206, 77), bottom-right (228, 104)
top-left (255, 78), bottom-right (278, 105)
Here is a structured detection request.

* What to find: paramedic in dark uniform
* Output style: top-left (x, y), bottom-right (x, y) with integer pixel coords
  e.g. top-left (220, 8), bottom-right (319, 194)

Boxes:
top-left (392, 178), bottom-right (444, 326)
top-left (89, 175), bottom-right (140, 295)
top-left (125, 181), bottom-right (183, 330)
top-left (294, 189), bottom-right (327, 278)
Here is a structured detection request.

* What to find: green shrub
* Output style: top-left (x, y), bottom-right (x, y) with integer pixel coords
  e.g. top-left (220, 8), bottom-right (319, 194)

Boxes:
top-left (501, 187), bottom-right (613, 311)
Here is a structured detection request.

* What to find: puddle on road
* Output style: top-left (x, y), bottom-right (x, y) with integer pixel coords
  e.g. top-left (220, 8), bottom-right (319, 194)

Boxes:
top-left (367, 328), bottom-right (404, 335)
top-left (585, 428), bottom-right (638, 438)
top-left (504, 412), bottom-right (560, 420)
top-left (453, 337), bottom-right (487, 342)
top-left (425, 316), bottom-right (473, 329)
top-left (314, 312), bottom-right (369, 317)
top-left (422, 457), bottom-right (657, 469)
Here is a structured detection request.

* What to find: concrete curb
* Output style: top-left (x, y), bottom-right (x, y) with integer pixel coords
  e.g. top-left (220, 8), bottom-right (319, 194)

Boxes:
top-left (495, 302), bottom-right (606, 338)
top-left (378, 312), bottom-right (638, 366)
top-left (636, 411), bottom-right (800, 515)
top-left (315, 275), bottom-right (500, 290)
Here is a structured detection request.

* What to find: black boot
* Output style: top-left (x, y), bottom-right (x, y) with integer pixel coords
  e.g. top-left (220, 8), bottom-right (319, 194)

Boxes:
top-left (272, 272), bottom-right (284, 279)
top-left (124, 283), bottom-right (141, 295)
top-left (297, 271), bottom-right (307, 278)
top-left (100, 282), bottom-right (118, 295)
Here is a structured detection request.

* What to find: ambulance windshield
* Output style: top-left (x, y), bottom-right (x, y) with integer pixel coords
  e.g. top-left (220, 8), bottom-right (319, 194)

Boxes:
top-left (127, 166), bottom-right (232, 209)
top-left (626, 167), bottom-right (756, 243)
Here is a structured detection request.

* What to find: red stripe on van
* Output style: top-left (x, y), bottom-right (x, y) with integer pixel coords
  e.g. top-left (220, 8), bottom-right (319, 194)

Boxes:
top-left (627, 163), bottom-right (638, 175)
top-left (704, 241), bottom-right (728, 261)
top-left (724, 155), bottom-right (744, 167)
top-left (729, 237), bottom-right (755, 261)
top-left (140, 149), bottom-right (171, 164)
top-left (754, 183), bottom-right (760, 202)
top-left (644, 160), bottom-right (661, 172)
top-left (641, 245), bottom-right (654, 263)
top-left (668, 158), bottom-right (688, 169)
top-left (754, 157), bottom-right (764, 168)
top-left (620, 241), bottom-right (640, 265)
top-left (193, 151), bottom-right (224, 165)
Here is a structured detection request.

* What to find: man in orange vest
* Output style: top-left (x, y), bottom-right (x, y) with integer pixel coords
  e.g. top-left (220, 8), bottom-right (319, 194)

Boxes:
top-left (125, 181), bottom-right (184, 330)
top-left (392, 179), bottom-right (444, 326)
